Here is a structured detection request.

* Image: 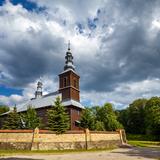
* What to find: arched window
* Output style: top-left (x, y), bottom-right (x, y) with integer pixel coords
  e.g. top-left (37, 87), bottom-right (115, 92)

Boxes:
top-left (64, 77), bottom-right (67, 87)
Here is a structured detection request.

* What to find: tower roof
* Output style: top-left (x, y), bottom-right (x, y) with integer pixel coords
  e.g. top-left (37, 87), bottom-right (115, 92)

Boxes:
top-left (35, 79), bottom-right (43, 98)
top-left (64, 41), bottom-right (75, 71)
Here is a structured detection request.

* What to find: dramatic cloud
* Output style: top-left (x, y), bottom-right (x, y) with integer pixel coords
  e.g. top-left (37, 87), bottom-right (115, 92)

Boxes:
top-left (1, 0), bottom-right (160, 108)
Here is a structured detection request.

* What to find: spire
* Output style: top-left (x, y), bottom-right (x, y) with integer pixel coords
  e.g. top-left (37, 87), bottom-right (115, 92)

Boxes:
top-left (64, 41), bottom-right (75, 71)
top-left (68, 40), bottom-right (70, 51)
top-left (35, 78), bottom-right (43, 98)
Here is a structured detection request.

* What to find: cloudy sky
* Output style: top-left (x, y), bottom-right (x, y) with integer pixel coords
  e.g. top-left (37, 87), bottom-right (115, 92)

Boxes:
top-left (0, 0), bottom-right (160, 109)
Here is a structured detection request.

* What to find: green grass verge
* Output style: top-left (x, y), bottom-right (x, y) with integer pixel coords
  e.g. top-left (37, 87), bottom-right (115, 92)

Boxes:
top-left (128, 140), bottom-right (160, 148)
top-left (0, 147), bottom-right (116, 157)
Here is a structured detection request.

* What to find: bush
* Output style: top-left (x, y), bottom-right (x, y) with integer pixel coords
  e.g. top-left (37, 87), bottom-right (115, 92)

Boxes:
top-left (127, 134), bottom-right (160, 141)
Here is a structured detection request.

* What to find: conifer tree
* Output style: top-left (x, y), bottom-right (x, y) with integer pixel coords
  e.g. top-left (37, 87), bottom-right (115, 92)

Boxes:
top-left (47, 97), bottom-right (70, 134)
top-left (80, 108), bottom-right (95, 130)
top-left (2, 107), bottom-right (22, 129)
top-left (0, 105), bottom-right (9, 115)
top-left (22, 106), bottom-right (41, 129)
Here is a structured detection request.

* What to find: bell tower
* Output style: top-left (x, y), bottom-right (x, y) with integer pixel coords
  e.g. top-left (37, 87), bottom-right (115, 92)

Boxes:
top-left (35, 80), bottom-right (43, 99)
top-left (59, 42), bottom-right (80, 102)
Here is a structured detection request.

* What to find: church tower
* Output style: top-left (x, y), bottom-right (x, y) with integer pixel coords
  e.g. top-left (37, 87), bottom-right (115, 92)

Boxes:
top-left (58, 42), bottom-right (82, 130)
top-left (59, 42), bottom-right (80, 102)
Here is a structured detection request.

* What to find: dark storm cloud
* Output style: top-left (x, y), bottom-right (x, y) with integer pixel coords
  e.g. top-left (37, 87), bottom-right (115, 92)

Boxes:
top-left (0, 28), bottom-right (65, 87)
top-left (80, 0), bottom-right (160, 92)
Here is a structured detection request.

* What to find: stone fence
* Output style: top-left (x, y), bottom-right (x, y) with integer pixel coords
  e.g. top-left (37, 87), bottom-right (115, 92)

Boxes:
top-left (0, 129), bottom-right (126, 150)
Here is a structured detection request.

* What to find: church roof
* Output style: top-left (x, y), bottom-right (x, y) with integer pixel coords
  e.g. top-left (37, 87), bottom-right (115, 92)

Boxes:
top-left (17, 91), bottom-right (84, 113)
top-left (1, 91), bottom-right (84, 115)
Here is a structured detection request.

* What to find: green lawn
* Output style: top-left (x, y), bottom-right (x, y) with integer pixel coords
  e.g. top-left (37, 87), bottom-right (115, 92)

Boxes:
top-left (128, 140), bottom-right (160, 148)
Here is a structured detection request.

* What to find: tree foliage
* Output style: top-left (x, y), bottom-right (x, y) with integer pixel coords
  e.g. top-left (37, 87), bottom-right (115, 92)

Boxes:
top-left (145, 97), bottom-right (160, 135)
top-left (22, 106), bottom-right (41, 129)
top-left (118, 97), bottom-right (160, 135)
top-left (0, 105), bottom-right (9, 115)
top-left (80, 103), bottom-right (123, 131)
top-left (47, 97), bottom-right (70, 134)
top-left (2, 107), bottom-right (22, 129)
top-left (80, 108), bottom-right (95, 130)
top-left (96, 103), bottom-right (123, 131)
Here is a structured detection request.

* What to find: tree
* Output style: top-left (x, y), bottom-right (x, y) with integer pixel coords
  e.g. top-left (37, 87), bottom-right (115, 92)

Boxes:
top-left (47, 97), bottom-right (70, 134)
top-left (2, 107), bottom-right (22, 129)
top-left (80, 108), bottom-right (95, 130)
top-left (117, 97), bottom-right (160, 135)
top-left (0, 105), bottom-right (9, 115)
top-left (145, 97), bottom-right (160, 135)
top-left (125, 98), bottom-right (147, 134)
top-left (117, 109), bottom-right (129, 131)
top-left (95, 121), bottom-right (105, 131)
top-left (96, 103), bottom-right (123, 131)
top-left (22, 106), bottom-right (41, 129)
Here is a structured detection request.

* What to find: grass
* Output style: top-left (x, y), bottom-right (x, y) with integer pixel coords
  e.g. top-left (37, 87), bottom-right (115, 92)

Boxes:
top-left (0, 147), bottom-right (116, 157)
top-left (128, 140), bottom-right (160, 148)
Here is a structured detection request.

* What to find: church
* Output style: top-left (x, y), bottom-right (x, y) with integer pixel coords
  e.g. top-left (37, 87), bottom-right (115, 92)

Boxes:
top-left (1, 43), bottom-right (84, 130)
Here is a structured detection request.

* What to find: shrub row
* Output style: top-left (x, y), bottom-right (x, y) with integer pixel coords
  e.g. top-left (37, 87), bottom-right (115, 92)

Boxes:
top-left (127, 134), bottom-right (160, 141)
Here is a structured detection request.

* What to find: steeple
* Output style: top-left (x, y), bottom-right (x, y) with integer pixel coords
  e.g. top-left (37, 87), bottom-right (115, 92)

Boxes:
top-left (35, 79), bottom-right (43, 98)
top-left (64, 41), bottom-right (75, 71)
top-left (59, 42), bottom-right (80, 102)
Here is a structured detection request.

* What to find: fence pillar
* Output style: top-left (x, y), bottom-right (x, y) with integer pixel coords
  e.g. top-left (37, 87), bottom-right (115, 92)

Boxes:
top-left (85, 128), bottom-right (90, 150)
top-left (31, 127), bottom-right (39, 150)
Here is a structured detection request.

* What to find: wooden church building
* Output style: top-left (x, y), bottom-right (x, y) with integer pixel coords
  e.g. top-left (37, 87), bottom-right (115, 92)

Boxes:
top-left (1, 43), bottom-right (84, 130)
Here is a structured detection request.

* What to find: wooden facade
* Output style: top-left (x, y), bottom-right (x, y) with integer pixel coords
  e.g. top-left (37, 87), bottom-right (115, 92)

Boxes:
top-left (59, 70), bottom-right (80, 102)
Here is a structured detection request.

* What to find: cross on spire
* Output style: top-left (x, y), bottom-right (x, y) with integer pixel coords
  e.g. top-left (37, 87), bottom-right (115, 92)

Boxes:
top-left (68, 40), bottom-right (70, 51)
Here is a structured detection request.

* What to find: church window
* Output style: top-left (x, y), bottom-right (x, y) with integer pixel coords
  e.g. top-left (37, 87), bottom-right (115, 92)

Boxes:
top-left (74, 79), bottom-right (77, 88)
top-left (64, 77), bottom-right (67, 87)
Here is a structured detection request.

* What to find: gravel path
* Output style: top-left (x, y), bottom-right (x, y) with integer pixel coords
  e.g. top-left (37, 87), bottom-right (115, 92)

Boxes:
top-left (1, 147), bottom-right (160, 160)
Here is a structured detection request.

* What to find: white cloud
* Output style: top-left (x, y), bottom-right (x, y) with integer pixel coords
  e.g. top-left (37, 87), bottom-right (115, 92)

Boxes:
top-left (81, 78), bottom-right (160, 109)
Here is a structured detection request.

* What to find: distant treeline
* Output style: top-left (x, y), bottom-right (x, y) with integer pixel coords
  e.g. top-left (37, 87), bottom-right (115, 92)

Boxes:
top-left (117, 97), bottom-right (160, 136)
top-left (0, 96), bottom-right (160, 137)
top-left (80, 96), bottom-right (160, 138)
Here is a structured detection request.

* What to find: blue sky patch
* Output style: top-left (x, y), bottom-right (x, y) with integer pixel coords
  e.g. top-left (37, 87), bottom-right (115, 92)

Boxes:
top-left (0, 85), bottom-right (22, 96)
top-left (88, 18), bottom-right (97, 30)
top-left (0, 0), bottom-right (45, 12)
top-left (11, 0), bottom-right (37, 11)
top-left (0, 0), bottom-right (5, 6)
top-left (76, 23), bottom-right (84, 34)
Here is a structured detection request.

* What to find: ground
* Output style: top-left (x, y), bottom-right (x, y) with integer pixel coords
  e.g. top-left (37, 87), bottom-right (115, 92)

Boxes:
top-left (1, 147), bottom-right (160, 160)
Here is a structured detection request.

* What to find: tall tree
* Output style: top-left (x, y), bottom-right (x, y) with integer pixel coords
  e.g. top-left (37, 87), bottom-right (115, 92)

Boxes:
top-left (0, 105), bottom-right (9, 115)
top-left (47, 97), bottom-right (70, 134)
top-left (96, 103), bottom-right (123, 131)
top-left (117, 109), bottom-right (129, 131)
top-left (80, 108), bottom-right (95, 130)
top-left (22, 106), bottom-right (41, 129)
top-left (95, 121), bottom-right (105, 131)
top-left (145, 97), bottom-right (160, 135)
top-left (80, 104), bottom-right (122, 131)
top-left (2, 107), bottom-right (22, 129)
top-left (126, 98), bottom-right (147, 134)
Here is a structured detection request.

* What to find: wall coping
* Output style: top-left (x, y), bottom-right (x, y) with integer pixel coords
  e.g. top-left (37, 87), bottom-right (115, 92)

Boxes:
top-left (0, 130), bottom-right (34, 133)
top-left (0, 129), bottom-right (120, 134)
top-left (90, 131), bottom-right (119, 134)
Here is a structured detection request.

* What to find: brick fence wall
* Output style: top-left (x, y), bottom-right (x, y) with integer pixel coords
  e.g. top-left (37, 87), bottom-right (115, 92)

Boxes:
top-left (0, 129), bottom-right (125, 150)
